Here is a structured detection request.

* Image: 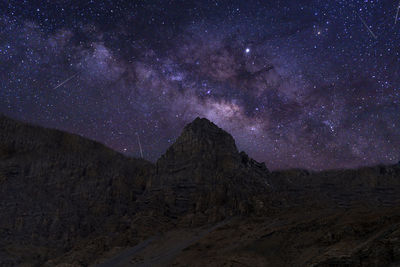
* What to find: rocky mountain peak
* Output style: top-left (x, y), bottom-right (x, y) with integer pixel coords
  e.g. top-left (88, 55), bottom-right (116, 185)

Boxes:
top-left (147, 117), bottom-right (272, 220)
top-left (180, 117), bottom-right (238, 153)
top-left (182, 117), bottom-right (233, 140)
top-left (156, 117), bottom-right (240, 172)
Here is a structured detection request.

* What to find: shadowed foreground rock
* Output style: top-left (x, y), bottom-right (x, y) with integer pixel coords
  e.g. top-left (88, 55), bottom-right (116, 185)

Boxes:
top-left (0, 114), bottom-right (400, 266)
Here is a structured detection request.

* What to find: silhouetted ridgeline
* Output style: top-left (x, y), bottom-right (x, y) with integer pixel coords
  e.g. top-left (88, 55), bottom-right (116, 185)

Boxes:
top-left (0, 114), bottom-right (399, 266)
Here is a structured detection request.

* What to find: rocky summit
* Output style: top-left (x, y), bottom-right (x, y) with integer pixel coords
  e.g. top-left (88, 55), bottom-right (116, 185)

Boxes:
top-left (0, 114), bottom-right (400, 266)
top-left (146, 117), bottom-right (271, 223)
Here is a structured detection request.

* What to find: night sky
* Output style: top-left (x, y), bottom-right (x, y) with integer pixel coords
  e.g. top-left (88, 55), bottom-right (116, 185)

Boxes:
top-left (1, 0), bottom-right (400, 170)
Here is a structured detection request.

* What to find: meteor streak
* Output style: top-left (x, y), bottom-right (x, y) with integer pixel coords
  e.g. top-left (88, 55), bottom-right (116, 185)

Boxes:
top-left (357, 13), bottom-right (377, 39)
top-left (52, 72), bottom-right (79, 90)
top-left (136, 133), bottom-right (144, 158)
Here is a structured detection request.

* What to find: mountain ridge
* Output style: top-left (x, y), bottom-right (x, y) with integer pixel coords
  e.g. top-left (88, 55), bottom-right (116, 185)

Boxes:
top-left (1, 114), bottom-right (400, 266)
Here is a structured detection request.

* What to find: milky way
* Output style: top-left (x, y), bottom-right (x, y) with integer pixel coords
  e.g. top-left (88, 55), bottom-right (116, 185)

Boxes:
top-left (1, 0), bottom-right (400, 170)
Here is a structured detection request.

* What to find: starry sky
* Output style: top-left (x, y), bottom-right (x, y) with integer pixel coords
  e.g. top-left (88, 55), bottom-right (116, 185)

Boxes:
top-left (1, 0), bottom-right (400, 170)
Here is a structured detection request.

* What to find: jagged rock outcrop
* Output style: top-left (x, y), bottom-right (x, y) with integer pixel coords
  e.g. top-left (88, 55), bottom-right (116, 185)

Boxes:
top-left (144, 117), bottom-right (271, 224)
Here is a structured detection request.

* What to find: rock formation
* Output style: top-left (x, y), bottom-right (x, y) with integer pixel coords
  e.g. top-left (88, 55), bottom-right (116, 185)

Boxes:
top-left (0, 114), bottom-right (400, 266)
top-left (144, 117), bottom-right (271, 224)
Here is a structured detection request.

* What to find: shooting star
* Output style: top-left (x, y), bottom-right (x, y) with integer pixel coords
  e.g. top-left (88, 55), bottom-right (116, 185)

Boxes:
top-left (136, 133), bottom-right (144, 158)
top-left (52, 72), bottom-right (79, 90)
top-left (357, 13), bottom-right (378, 39)
top-left (396, 0), bottom-right (400, 24)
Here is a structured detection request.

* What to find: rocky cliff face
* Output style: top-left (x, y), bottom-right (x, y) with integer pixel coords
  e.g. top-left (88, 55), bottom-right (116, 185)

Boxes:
top-left (0, 115), bottom-right (155, 266)
top-left (145, 117), bottom-right (271, 223)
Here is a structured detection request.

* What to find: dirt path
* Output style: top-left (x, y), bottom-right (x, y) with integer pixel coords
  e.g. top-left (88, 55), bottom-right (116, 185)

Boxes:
top-left (96, 218), bottom-right (232, 267)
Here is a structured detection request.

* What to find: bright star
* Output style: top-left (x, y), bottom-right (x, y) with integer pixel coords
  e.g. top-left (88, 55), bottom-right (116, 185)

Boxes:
top-left (245, 48), bottom-right (250, 53)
